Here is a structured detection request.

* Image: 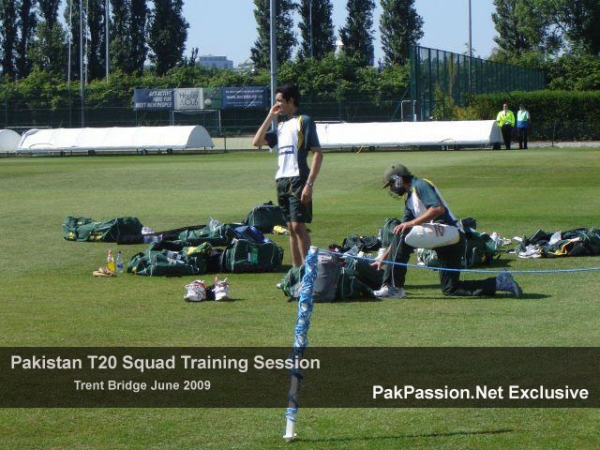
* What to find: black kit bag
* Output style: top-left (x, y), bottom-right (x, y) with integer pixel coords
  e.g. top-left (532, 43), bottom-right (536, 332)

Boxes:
top-left (342, 234), bottom-right (381, 252)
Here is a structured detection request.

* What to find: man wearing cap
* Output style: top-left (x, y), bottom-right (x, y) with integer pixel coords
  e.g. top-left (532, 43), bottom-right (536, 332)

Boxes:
top-left (373, 163), bottom-right (523, 299)
top-left (496, 103), bottom-right (515, 149)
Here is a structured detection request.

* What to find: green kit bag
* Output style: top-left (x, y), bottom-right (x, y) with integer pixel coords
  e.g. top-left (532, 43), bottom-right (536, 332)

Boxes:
top-left (242, 201), bottom-right (287, 233)
top-left (127, 242), bottom-right (211, 276)
top-left (176, 222), bottom-right (240, 246)
top-left (464, 230), bottom-right (501, 268)
top-left (63, 216), bottom-right (143, 243)
top-left (223, 239), bottom-right (284, 273)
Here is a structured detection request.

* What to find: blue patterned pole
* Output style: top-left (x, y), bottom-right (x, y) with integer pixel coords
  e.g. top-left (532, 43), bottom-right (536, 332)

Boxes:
top-left (283, 246), bottom-right (319, 442)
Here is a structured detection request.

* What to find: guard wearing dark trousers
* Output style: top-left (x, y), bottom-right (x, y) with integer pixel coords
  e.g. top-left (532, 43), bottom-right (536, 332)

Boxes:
top-left (517, 104), bottom-right (530, 149)
top-left (496, 103), bottom-right (516, 150)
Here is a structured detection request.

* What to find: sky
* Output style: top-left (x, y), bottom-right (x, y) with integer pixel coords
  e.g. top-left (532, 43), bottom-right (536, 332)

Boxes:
top-left (182, 0), bottom-right (499, 66)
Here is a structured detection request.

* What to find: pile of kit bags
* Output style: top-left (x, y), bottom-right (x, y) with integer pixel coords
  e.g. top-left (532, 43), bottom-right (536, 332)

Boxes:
top-left (63, 202), bottom-right (287, 276)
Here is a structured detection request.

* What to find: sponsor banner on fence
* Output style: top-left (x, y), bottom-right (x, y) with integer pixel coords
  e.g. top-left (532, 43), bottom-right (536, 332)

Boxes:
top-left (133, 89), bottom-right (174, 110)
top-left (222, 87), bottom-right (268, 109)
top-left (202, 87), bottom-right (223, 110)
top-left (174, 88), bottom-right (203, 111)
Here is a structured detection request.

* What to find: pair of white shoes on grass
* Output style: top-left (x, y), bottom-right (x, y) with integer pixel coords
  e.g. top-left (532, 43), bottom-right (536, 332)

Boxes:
top-left (184, 277), bottom-right (230, 302)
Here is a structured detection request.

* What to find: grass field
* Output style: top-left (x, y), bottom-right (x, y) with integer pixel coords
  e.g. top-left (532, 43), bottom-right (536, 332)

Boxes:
top-left (1, 147), bottom-right (599, 449)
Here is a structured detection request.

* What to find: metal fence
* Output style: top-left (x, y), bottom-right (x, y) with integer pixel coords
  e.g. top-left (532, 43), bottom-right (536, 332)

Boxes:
top-left (0, 91), bottom-right (405, 135)
top-left (410, 45), bottom-right (545, 121)
top-left (3, 84), bottom-right (600, 149)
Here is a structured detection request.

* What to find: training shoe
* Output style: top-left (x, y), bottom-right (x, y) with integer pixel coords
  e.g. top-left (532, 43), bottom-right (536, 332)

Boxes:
top-left (213, 277), bottom-right (230, 301)
top-left (184, 280), bottom-right (207, 302)
top-left (496, 272), bottom-right (523, 297)
top-left (373, 285), bottom-right (406, 299)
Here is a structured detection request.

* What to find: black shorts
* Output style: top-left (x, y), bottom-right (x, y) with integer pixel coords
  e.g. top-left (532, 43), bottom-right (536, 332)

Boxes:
top-left (276, 177), bottom-right (312, 224)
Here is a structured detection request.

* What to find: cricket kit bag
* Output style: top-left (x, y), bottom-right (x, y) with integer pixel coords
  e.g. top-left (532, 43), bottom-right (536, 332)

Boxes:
top-left (63, 216), bottom-right (143, 243)
top-left (127, 242), bottom-right (212, 276)
top-left (312, 253), bottom-right (343, 303)
top-left (278, 266), bottom-right (305, 299)
top-left (278, 254), bottom-right (378, 302)
top-left (242, 201), bottom-right (288, 233)
top-left (175, 222), bottom-right (241, 247)
top-left (223, 239), bottom-right (284, 273)
top-left (341, 234), bottom-right (381, 252)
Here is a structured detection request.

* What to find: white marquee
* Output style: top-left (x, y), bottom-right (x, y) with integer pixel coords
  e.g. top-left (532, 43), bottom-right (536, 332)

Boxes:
top-left (16, 126), bottom-right (214, 154)
top-left (0, 129), bottom-right (21, 152)
top-left (315, 120), bottom-right (503, 149)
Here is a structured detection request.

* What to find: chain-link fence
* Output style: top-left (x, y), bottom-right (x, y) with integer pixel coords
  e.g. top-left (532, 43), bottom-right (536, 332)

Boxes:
top-left (0, 98), bottom-right (407, 132)
top-left (410, 45), bottom-right (545, 121)
top-left (2, 84), bottom-right (600, 153)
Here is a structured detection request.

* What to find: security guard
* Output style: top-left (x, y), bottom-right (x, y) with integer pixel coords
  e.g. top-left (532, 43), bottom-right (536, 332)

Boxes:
top-left (496, 103), bottom-right (516, 149)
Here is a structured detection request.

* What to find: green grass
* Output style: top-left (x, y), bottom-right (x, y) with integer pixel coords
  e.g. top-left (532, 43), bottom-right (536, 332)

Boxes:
top-left (1, 148), bottom-right (600, 449)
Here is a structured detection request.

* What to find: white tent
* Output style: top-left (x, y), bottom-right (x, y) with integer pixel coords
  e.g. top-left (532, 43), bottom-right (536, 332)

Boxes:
top-left (16, 126), bottom-right (214, 155)
top-left (0, 129), bottom-right (21, 152)
top-left (316, 120), bottom-right (503, 149)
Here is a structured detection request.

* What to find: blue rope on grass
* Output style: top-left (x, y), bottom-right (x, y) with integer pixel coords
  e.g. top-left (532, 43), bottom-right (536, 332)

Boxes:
top-left (323, 249), bottom-right (600, 275)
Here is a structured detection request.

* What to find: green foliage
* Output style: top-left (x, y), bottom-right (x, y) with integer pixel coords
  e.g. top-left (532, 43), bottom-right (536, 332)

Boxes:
top-left (452, 104), bottom-right (480, 121)
top-left (29, 21), bottom-right (68, 78)
top-left (467, 89), bottom-right (600, 139)
top-left (15, 0), bottom-right (38, 80)
top-left (147, 0), bottom-right (188, 76)
top-left (545, 54), bottom-right (600, 91)
top-left (491, 0), bottom-right (559, 63)
top-left (250, 0), bottom-right (297, 70)
top-left (279, 54), bottom-right (356, 101)
top-left (0, 54), bottom-right (410, 128)
top-left (379, 0), bottom-right (423, 66)
top-left (86, 74), bottom-right (136, 108)
top-left (491, 0), bottom-right (600, 66)
top-left (85, 0), bottom-right (107, 80)
top-left (432, 85), bottom-right (454, 121)
top-left (38, 0), bottom-right (61, 27)
top-left (109, 0), bottom-right (149, 76)
top-left (63, 0), bottom-right (85, 81)
top-left (0, 0), bottom-right (18, 80)
top-left (297, 0), bottom-right (335, 60)
top-left (339, 0), bottom-right (376, 67)
top-left (555, 0), bottom-right (600, 55)
top-left (129, 0), bottom-right (149, 75)
top-left (277, 54), bottom-right (408, 103)
top-left (471, 90), bottom-right (600, 123)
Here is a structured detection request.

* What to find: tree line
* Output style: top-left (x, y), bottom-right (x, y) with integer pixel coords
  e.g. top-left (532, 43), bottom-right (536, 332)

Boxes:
top-left (0, 0), bottom-right (188, 81)
top-left (0, 0), bottom-right (425, 82)
top-left (0, 0), bottom-right (599, 90)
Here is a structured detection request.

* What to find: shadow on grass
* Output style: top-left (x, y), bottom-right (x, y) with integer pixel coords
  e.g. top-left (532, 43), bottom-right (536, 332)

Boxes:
top-left (405, 282), bottom-right (552, 301)
top-left (300, 427), bottom-right (514, 443)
